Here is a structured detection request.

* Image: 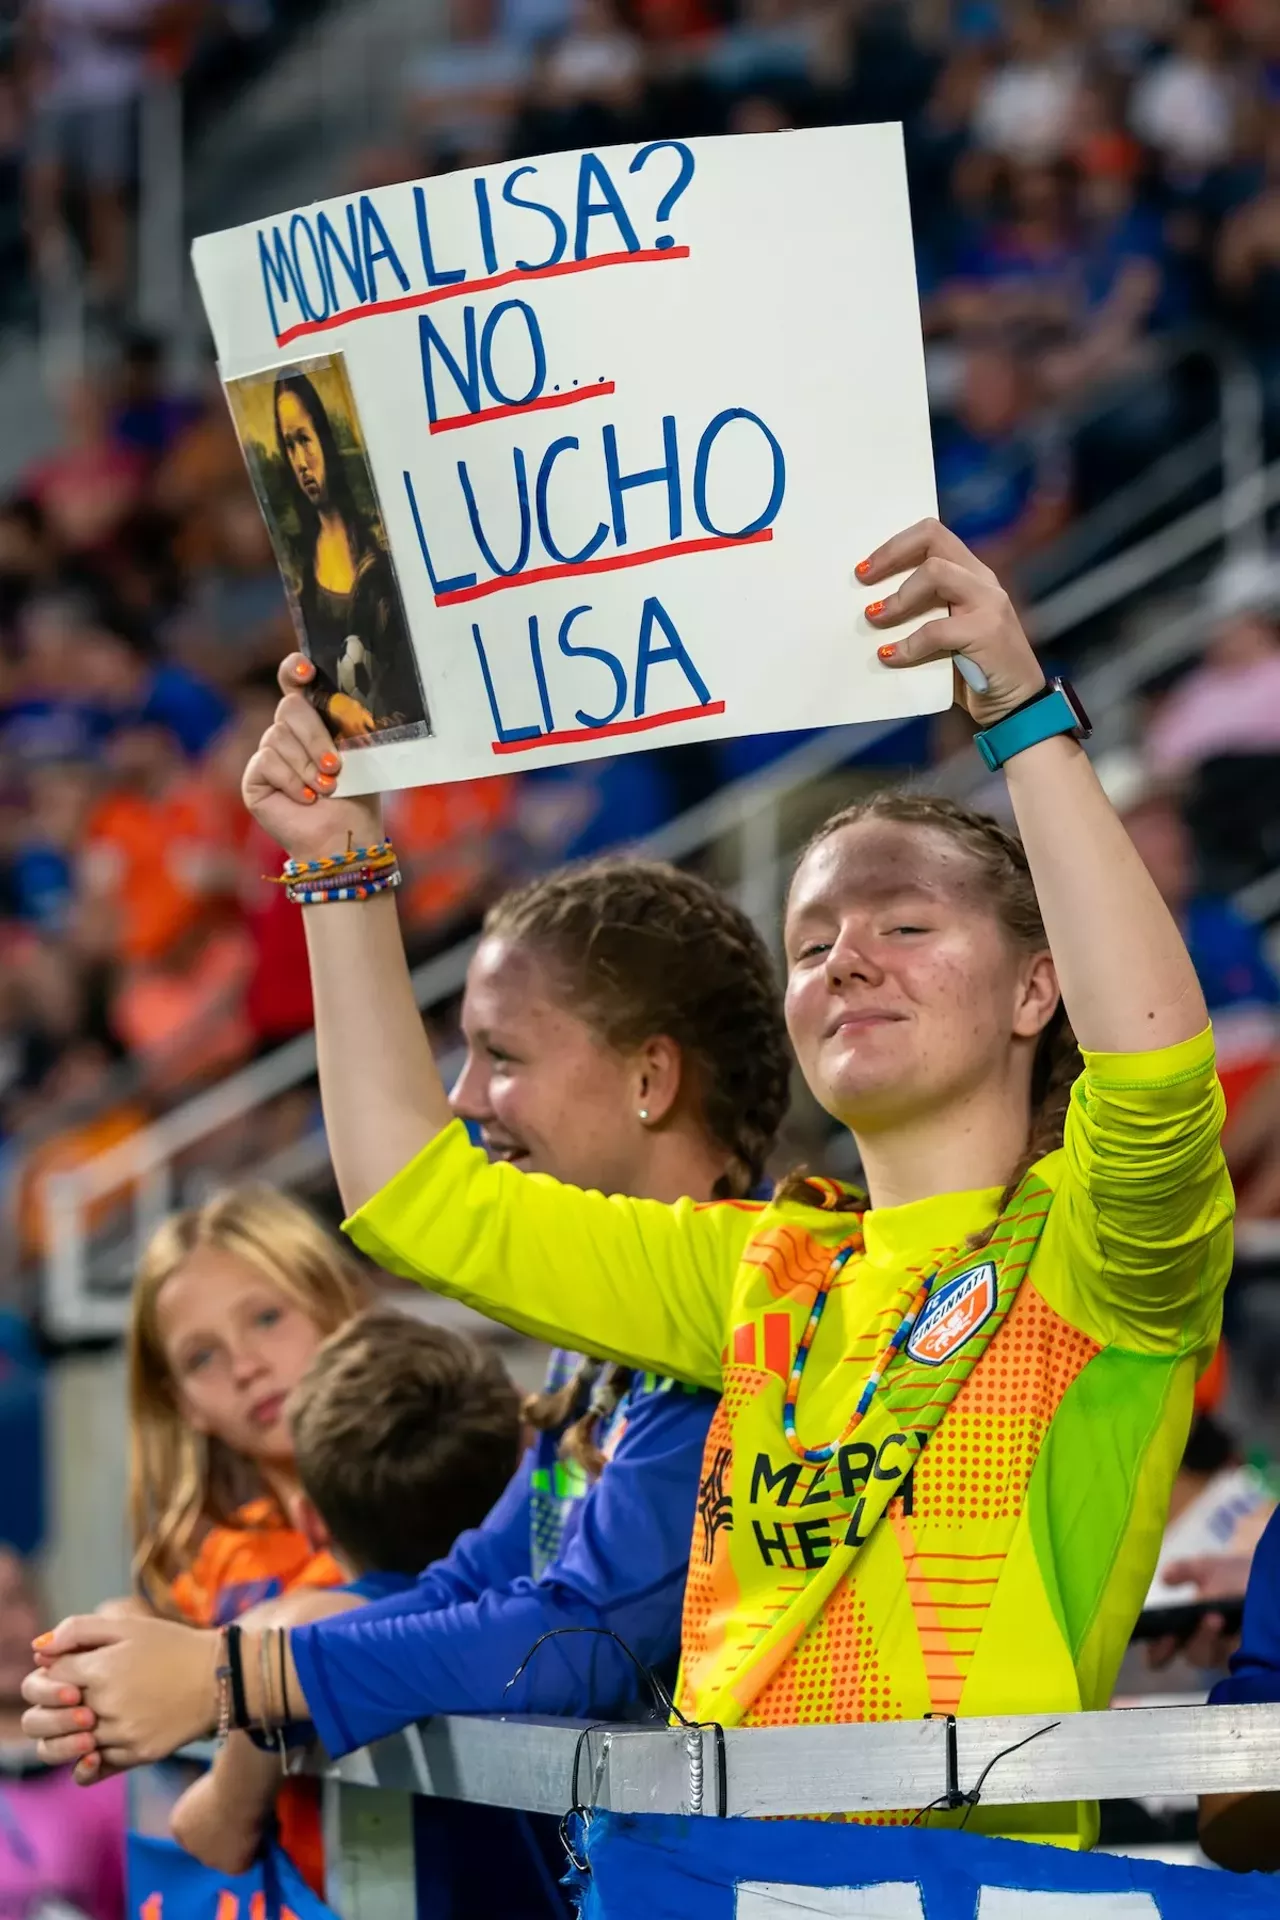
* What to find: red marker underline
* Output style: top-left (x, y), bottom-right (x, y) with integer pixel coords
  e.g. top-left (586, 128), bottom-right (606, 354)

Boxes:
top-left (275, 246), bottom-right (691, 346)
top-left (429, 381), bottom-right (614, 434)
top-left (436, 527), bottom-right (772, 607)
top-left (491, 699), bottom-right (726, 756)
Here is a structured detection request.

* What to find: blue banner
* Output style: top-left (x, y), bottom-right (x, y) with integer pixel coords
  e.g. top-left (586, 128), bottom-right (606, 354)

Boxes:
top-left (127, 1835), bottom-right (338, 1920)
top-left (575, 1812), bottom-right (1280, 1917)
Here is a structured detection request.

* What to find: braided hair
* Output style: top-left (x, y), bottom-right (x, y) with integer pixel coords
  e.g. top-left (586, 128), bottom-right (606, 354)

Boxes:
top-left (776, 791), bottom-right (1079, 1248)
top-left (488, 857), bottom-right (792, 1471)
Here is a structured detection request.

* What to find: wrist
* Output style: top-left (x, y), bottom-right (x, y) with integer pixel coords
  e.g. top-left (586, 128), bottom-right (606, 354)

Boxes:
top-left (974, 673), bottom-right (1048, 727)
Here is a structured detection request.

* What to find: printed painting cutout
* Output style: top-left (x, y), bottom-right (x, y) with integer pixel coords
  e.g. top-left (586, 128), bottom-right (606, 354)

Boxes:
top-left (225, 352), bottom-right (431, 752)
top-left (905, 1262), bottom-right (998, 1368)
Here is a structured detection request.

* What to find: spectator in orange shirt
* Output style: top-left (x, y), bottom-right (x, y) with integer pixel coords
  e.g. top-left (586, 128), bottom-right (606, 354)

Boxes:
top-left (124, 1185), bottom-right (367, 1627)
top-left (116, 1186), bottom-right (369, 1893)
top-left (80, 723), bottom-right (231, 967)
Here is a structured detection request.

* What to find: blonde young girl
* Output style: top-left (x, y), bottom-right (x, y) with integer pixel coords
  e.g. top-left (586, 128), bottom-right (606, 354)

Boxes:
top-left (128, 1186), bottom-right (366, 1626)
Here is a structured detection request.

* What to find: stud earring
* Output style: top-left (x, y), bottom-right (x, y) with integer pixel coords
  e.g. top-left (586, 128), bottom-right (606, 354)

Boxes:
top-left (638, 1108), bottom-right (650, 1122)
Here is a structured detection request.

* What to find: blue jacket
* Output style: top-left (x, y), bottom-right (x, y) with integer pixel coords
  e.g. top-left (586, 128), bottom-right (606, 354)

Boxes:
top-left (1210, 1506), bottom-right (1280, 1706)
top-left (291, 1365), bottom-right (717, 1757)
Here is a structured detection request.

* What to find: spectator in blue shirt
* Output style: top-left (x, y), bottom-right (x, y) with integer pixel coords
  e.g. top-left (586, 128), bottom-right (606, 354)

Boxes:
top-left (934, 341), bottom-right (1070, 568)
top-left (1199, 1506), bottom-right (1280, 1870)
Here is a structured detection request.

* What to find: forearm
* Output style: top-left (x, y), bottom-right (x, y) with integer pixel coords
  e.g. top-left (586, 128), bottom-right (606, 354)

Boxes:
top-left (205, 1733), bottom-right (280, 1831)
top-left (1004, 736), bottom-right (1207, 1053)
top-left (303, 895), bottom-right (453, 1213)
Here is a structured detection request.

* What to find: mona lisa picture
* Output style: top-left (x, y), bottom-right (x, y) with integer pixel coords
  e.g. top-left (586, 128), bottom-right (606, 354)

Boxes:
top-left (226, 354), bottom-right (429, 746)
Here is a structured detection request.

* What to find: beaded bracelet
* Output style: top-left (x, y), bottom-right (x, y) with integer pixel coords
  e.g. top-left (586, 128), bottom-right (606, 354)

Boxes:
top-left (285, 867), bottom-right (402, 907)
top-left (284, 864), bottom-right (386, 895)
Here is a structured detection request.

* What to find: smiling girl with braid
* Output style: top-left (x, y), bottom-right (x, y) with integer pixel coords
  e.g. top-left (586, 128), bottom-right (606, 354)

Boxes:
top-left (26, 521), bottom-right (1231, 1851)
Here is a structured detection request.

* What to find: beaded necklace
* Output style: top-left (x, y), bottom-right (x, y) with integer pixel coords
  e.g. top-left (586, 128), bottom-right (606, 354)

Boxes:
top-left (781, 1239), bottom-right (941, 1465)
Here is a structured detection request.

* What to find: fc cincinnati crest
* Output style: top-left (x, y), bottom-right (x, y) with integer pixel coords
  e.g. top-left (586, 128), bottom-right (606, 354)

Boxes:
top-left (906, 1261), bottom-right (998, 1366)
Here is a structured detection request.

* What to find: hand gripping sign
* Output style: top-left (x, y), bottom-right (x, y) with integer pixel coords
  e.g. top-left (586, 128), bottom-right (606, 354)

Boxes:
top-left (193, 125), bottom-right (949, 795)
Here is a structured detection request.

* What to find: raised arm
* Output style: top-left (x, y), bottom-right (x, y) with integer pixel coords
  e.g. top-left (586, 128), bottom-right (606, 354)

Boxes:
top-left (242, 654), bottom-right (451, 1213)
top-left (860, 521), bottom-right (1207, 1054)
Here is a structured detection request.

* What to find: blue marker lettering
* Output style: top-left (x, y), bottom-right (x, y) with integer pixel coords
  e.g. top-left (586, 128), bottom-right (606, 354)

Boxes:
top-left (557, 604), bottom-right (626, 729)
top-left (633, 597), bottom-right (712, 717)
top-left (317, 206), bottom-right (367, 310)
top-left (458, 448), bottom-right (532, 578)
top-left (480, 300), bottom-right (546, 408)
top-left (693, 408), bottom-right (786, 538)
top-left (359, 196), bottom-right (410, 300)
top-left (573, 153), bottom-right (642, 261)
top-left (402, 471), bottom-right (477, 599)
top-left (471, 623), bottom-right (541, 744)
top-left (257, 227), bottom-right (305, 337)
top-left (527, 613), bottom-right (555, 733)
top-left (500, 165), bottom-right (568, 271)
top-left (289, 214), bottom-right (332, 321)
top-left (419, 310), bottom-right (481, 424)
top-left (535, 437), bottom-right (608, 566)
top-left (413, 185), bottom-right (467, 288)
top-left (603, 415), bottom-right (681, 546)
top-left (474, 178), bottom-right (499, 275)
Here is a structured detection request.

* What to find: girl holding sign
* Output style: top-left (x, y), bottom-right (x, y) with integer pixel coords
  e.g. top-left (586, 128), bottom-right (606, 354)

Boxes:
top-left (24, 521), bottom-right (1231, 1848)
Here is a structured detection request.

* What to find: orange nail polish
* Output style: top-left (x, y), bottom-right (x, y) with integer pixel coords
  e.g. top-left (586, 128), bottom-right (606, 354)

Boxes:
top-left (302, 786), bottom-right (317, 803)
top-left (319, 752), bottom-right (339, 774)
top-left (316, 772), bottom-right (336, 791)
top-left (296, 660), bottom-right (315, 681)
top-left (33, 1634), bottom-right (51, 1650)
top-left (865, 600), bottom-right (886, 618)
top-left (855, 559), bottom-right (872, 578)
top-left (877, 643), bottom-right (898, 662)
top-left (59, 1688), bottom-right (79, 1706)
top-left (75, 1709), bottom-right (95, 1729)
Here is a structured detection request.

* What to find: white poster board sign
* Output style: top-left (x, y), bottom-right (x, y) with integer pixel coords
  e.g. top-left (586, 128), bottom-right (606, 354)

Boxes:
top-left (193, 124), bottom-right (949, 794)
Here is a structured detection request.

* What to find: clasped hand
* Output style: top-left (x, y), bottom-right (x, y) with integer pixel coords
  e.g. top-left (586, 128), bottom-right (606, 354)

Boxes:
top-left (21, 1614), bottom-right (219, 1783)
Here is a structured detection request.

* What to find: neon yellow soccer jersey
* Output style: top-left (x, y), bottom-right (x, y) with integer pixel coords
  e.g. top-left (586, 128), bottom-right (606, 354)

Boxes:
top-left (348, 1029), bottom-right (1232, 1847)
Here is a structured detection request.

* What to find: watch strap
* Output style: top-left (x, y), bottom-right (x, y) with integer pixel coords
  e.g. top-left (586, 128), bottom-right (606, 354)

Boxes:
top-left (973, 680), bottom-right (1090, 772)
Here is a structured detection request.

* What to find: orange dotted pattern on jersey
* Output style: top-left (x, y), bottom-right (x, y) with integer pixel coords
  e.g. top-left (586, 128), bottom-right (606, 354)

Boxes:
top-left (679, 1366), bottom-right (763, 1712)
top-left (740, 1223), bottom-right (832, 1302)
top-left (744, 1560), bottom-right (913, 1728)
top-left (894, 1283), bottom-right (1099, 1712)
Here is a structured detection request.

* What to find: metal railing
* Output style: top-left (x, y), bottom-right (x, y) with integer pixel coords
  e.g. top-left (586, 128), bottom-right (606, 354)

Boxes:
top-left (38, 450), bottom-right (1280, 1335)
top-left (314, 1704), bottom-right (1280, 1913)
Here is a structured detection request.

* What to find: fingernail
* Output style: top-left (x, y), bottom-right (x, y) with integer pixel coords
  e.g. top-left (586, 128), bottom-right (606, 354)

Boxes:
top-left (877, 643), bottom-right (899, 662)
top-left (58, 1688), bottom-right (79, 1706)
top-left (302, 786), bottom-right (316, 803)
top-left (315, 772), bottom-right (336, 792)
top-left (319, 752), bottom-right (339, 774)
top-left (855, 558), bottom-right (872, 578)
top-left (33, 1634), bottom-right (51, 1650)
top-left (295, 660), bottom-right (315, 681)
top-left (865, 600), bottom-right (886, 619)
top-left (74, 1709), bottom-right (94, 1729)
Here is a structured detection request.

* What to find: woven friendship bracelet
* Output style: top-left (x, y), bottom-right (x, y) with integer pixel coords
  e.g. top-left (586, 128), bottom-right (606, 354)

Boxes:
top-left (279, 840), bottom-right (395, 879)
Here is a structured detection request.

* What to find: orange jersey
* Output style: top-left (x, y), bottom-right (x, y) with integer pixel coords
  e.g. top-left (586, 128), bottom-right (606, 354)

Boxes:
top-left (169, 1499), bottom-right (344, 1628)
top-left (171, 1499), bottom-right (341, 1896)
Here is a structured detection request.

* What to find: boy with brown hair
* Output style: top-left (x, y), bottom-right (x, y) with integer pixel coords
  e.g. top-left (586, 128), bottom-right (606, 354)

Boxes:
top-left (170, 1306), bottom-right (522, 1876)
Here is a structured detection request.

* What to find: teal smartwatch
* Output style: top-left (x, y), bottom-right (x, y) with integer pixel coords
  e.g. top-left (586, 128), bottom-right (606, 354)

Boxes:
top-left (973, 678), bottom-right (1091, 772)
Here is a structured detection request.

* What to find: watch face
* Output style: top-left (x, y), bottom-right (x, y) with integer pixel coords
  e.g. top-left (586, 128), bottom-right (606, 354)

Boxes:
top-left (1055, 679), bottom-right (1092, 735)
